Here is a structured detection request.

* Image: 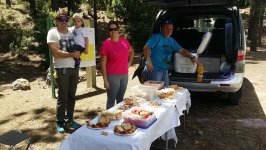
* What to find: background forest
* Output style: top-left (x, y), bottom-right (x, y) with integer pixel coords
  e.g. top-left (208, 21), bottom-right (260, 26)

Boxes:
top-left (0, 1), bottom-right (266, 150)
top-left (0, 0), bottom-right (265, 67)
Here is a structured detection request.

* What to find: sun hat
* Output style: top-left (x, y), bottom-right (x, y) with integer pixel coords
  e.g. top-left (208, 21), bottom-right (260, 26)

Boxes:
top-left (72, 13), bottom-right (84, 22)
top-left (55, 7), bottom-right (69, 19)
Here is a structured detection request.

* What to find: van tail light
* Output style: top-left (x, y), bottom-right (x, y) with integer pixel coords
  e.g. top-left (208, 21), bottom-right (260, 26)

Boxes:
top-left (237, 50), bottom-right (245, 61)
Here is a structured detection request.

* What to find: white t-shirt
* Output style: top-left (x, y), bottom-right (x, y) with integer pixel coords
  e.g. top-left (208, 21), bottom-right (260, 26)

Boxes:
top-left (69, 26), bottom-right (89, 48)
top-left (47, 28), bottom-right (75, 68)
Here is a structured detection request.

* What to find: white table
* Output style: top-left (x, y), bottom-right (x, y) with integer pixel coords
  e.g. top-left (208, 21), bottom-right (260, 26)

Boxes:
top-left (59, 89), bottom-right (191, 150)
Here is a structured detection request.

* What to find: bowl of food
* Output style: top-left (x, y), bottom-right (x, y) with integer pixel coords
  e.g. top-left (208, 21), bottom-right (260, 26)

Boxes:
top-left (123, 108), bottom-right (156, 129)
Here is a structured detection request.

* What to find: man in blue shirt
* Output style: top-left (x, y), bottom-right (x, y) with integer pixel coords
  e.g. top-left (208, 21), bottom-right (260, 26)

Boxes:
top-left (143, 18), bottom-right (198, 86)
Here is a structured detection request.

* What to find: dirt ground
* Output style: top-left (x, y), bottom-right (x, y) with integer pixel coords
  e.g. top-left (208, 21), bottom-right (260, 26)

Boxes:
top-left (0, 46), bottom-right (266, 150)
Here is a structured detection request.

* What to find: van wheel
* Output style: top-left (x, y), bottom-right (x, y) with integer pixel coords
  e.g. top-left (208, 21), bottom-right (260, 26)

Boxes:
top-left (229, 87), bottom-right (242, 105)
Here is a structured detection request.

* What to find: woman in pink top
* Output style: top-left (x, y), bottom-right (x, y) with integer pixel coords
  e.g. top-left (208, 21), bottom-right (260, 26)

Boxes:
top-left (100, 20), bottom-right (134, 109)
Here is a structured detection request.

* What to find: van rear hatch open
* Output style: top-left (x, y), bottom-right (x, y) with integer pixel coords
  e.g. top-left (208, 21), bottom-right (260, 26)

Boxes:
top-left (141, 0), bottom-right (239, 82)
top-left (141, 0), bottom-right (238, 8)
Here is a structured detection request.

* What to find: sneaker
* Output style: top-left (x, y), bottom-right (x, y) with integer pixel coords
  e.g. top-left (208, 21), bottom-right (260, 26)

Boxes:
top-left (66, 120), bottom-right (81, 129)
top-left (56, 122), bottom-right (65, 133)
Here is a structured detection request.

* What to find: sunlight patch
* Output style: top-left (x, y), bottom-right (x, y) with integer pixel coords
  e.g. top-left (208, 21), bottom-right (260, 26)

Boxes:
top-left (237, 118), bottom-right (266, 128)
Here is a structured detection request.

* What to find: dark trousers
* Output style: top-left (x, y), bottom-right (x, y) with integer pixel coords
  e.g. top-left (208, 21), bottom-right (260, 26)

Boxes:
top-left (56, 68), bottom-right (79, 123)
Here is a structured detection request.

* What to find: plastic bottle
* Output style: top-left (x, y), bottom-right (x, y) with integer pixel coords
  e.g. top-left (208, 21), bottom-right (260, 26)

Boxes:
top-left (197, 63), bottom-right (204, 82)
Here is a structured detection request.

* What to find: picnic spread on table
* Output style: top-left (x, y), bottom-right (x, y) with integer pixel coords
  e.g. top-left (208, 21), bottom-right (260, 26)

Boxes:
top-left (59, 81), bottom-right (191, 150)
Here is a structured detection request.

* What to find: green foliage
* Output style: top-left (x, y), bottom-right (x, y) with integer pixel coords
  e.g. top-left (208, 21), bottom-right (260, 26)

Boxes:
top-left (106, 3), bottom-right (115, 19)
top-left (239, 0), bottom-right (250, 7)
top-left (238, 0), bottom-right (252, 8)
top-left (97, 0), bottom-right (109, 10)
top-left (30, 1), bottom-right (53, 67)
top-left (0, 15), bottom-right (10, 30)
top-left (0, 4), bottom-right (33, 53)
top-left (110, 0), bottom-right (158, 51)
top-left (0, 5), bottom-right (16, 30)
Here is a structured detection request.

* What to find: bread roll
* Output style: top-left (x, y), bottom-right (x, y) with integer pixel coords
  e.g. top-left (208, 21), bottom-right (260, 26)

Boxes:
top-left (124, 98), bottom-right (134, 106)
top-left (115, 111), bottom-right (122, 119)
top-left (114, 125), bottom-right (125, 133)
top-left (121, 122), bottom-right (132, 130)
top-left (98, 116), bottom-right (110, 123)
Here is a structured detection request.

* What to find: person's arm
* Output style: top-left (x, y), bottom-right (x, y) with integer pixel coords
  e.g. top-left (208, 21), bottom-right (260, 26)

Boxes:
top-left (84, 37), bottom-right (89, 54)
top-left (101, 55), bottom-right (109, 89)
top-left (48, 42), bottom-right (80, 59)
top-left (128, 47), bottom-right (134, 67)
top-left (179, 48), bottom-right (199, 64)
top-left (143, 45), bottom-right (153, 72)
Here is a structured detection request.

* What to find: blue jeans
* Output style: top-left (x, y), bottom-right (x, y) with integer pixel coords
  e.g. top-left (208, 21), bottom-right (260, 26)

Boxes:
top-left (144, 67), bottom-right (169, 86)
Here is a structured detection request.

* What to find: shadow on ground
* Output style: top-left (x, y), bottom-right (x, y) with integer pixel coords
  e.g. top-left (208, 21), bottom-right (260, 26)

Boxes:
top-left (0, 106), bottom-right (103, 149)
top-left (246, 50), bottom-right (266, 63)
top-left (76, 87), bottom-right (106, 101)
top-left (0, 54), bottom-right (46, 88)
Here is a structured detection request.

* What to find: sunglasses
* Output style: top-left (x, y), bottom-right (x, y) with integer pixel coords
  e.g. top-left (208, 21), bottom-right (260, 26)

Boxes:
top-left (58, 18), bottom-right (69, 23)
top-left (109, 28), bottom-right (118, 32)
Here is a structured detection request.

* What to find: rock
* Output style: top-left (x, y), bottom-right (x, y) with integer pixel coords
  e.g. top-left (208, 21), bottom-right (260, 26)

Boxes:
top-left (195, 140), bottom-right (200, 144)
top-left (198, 130), bottom-right (204, 136)
top-left (12, 78), bottom-right (31, 91)
top-left (79, 73), bottom-right (86, 82)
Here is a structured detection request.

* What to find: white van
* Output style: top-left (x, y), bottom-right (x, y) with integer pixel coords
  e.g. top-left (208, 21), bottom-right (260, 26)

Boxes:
top-left (142, 0), bottom-right (246, 105)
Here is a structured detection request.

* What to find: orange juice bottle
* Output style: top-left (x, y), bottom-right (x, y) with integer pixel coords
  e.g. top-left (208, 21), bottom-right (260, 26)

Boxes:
top-left (197, 63), bottom-right (204, 82)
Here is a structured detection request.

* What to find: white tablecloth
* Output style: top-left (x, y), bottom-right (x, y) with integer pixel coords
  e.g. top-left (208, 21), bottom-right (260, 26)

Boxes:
top-left (59, 89), bottom-right (191, 150)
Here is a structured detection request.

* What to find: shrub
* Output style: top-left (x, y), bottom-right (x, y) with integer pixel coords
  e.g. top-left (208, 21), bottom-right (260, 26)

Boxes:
top-left (110, 0), bottom-right (158, 51)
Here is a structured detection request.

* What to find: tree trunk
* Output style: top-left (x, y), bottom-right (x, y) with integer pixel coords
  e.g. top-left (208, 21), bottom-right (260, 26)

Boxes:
top-left (51, 0), bottom-right (59, 11)
top-left (258, 4), bottom-right (265, 47)
top-left (247, 3), bottom-right (254, 40)
top-left (249, 0), bottom-right (261, 52)
top-left (29, 0), bottom-right (36, 15)
top-left (6, 0), bottom-right (11, 8)
top-left (93, 0), bottom-right (98, 46)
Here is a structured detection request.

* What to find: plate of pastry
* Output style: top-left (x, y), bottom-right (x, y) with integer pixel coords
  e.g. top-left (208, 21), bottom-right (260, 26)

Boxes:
top-left (113, 122), bottom-right (137, 136)
top-left (87, 122), bottom-right (109, 130)
top-left (87, 116), bottom-right (110, 130)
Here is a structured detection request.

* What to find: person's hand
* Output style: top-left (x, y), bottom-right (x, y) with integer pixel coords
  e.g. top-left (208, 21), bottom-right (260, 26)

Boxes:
top-left (128, 62), bottom-right (132, 68)
top-left (146, 62), bottom-right (153, 72)
top-left (191, 56), bottom-right (199, 65)
top-left (84, 50), bottom-right (88, 54)
top-left (70, 51), bottom-right (80, 59)
top-left (104, 79), bottom-right (110, 89)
